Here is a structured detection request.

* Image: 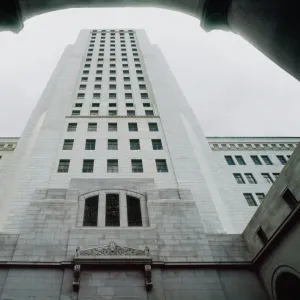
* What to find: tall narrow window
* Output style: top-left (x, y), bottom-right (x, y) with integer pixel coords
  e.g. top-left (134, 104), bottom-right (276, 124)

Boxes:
top-left (152, 139), bottom-right (163, 150)
top-left (63, 139), bottom-right (74, 150)
top-left (107, 159), bottom-right (118, 173)
top-left (225, 156), bottom-right (235, 165)
top-left (243, 193), bottom-right (257, 206)
top-left (245, 173), bottom-right (257, 184)
top-left (262, 173), bottom-right (274, 183)
top-left (261, 155), bottom-right (273, 165)
top-left (85, 139), bottom-right (96, 150)
top-left (105, 194), bottom-right (120, 226)
top-left (282, 188), bottom-right (298, 210)
top-left (251, 155), bottom-right (262, 165)
top-left (256, 193), bottom-right (265, 203)
top-left (233, 173), bottom-right (245, 184)
top-left (156, 159), bottom-right (168, 172)
top-left (57, 159), bottom-right (70, 173)
top-left (257, 227), bottom-right (268, 245)
top-left (83, 196), bottom-right (98, 226)
top-left (277, 155), bottom-right (287, 165)
top-left (82, 159), bottom-right (94, 173)
top-left (132, 159), bottom-right (143, 173)
top-left (130, 139), bottom-right (140, 150)
top-left (108, 139), bottom-right (118, 150)
top-left (127, 196), bottom-right (142, 226)
top-left (235, 156), bottom-right (246, 165)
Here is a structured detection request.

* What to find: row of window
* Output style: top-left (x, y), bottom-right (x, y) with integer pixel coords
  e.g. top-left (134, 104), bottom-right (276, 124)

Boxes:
top-left (77, 92), bottom-right (148, 99)
top-left (57, 159), bottom-right (168, 173)
top-left (79, 83), bottom-right (146, 90)
top-left (243, 193), bottom-right (265, 206)
top-left (89, 58), bottom-right (140, 63)
top-left (84, 63), bottom-right (141, 69)
top-left (87, 52), bottom-right (139, 58)
top-left (74, 103), bottom-right (151, 109)
top-left (234, 172), bottom-right (279, 184)
top-left (71, 109), bottom-right (154, 117)
top-left (63, 138), bottom-right (163, 151)
top-left (88, 48), bottom-right (138, 53)
top-left (82, 69), bottom-right (143, 76)
top-left (81, 76), bottom-right (145, 83)
top-left (67, 122), bottom-right (158, 132)
top-left (225, 155), bottom-right (290, 166)
top-left (84, 194), bottom-right (142, 227)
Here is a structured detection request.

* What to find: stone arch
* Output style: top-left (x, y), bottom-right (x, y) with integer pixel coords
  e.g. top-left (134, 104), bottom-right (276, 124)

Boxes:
top-left (271, 265), bottom-right (300, 300)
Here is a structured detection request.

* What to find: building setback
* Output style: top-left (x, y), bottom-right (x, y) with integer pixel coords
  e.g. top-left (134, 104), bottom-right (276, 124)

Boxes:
top-left (0, 29), bottom-right (295, 299)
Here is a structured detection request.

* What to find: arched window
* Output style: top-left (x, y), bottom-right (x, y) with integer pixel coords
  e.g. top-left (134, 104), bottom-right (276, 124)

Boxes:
top-left (127, 195), bottom-right (142, 226)
top-left (276, 272), bottom-right (300, 300)
top-left (83, 196), bottom-right (98, 226)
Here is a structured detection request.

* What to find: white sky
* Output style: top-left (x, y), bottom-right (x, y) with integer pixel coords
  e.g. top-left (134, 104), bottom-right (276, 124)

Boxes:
top-left (0, 7), bottom-right (299, 137)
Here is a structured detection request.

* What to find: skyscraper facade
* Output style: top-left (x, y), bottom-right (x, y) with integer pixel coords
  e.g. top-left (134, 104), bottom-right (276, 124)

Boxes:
top-left (0, 29), bottom-right (272, 299)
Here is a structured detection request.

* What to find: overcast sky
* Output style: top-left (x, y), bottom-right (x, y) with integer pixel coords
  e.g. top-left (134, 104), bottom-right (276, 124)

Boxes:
top-left (0, 7), bottom-right (299, 137)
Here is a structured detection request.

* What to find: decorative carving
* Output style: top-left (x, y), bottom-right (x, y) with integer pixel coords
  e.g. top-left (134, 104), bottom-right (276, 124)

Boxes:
top-left (209, 143), bottom-right (297, 151)
top-left (145, 265), bottom-right (153, 290)
top-left (72, 264), bottom-right (80, 292)
top-left (76, 241), bottom-right (150, 257)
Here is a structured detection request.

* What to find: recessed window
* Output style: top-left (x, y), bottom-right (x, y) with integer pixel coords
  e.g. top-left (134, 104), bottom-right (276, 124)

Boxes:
top-left (152, 139), bottom-right (163, 150)
top-left (83, 70), bottom-right (89, 74)
top-left (261, 155), bottom-right (273, 165)
top-left (127, 110), bottom-right (135, 116)
top-left (84, 64), bottom-right (91, 68)
top-left (273, 173), bottom-right (280, 179)
top-left (135, 64), bottom-right (141, 68)
top-left (156, 159), bottom-right (168, 173)
top-left (109, 93), bottom-right (117, 99)
top-left (128, 123), bottom-right (138, 131)
top-left (74, 103), bottom-right (82, 108)
top-left (95, 77), bottom-right (102, 82)
top-left (110, 64), bottom-right (116, 67)
top-left (110, 70), bottom-right (116, 74)
top-left (148, 123), bottom-right (158, 131)
top-left (93, 93), bottom-right (101, 99)
top-left (124, 77), bottom-right (130, 82)
top-left (141, 93), bottom-right (148, 99)
top-left (63, 139), bottom-right (74, 150)
top-left (109, 77), bottom-right (116, 82)
top-left (77, 93), bottom-right (85, 99)
top-left (87, 54), bottom-right (92, 57)
top-left (251, 155), bottom-right (262, 165)
top-left (111, 53), bottom-right (115, 56)
top-left (245, 173), bottom-right (257, 184)
top-left (108, 123), bottom-right (117, 131)
top-left (233, 173), bottom-right (245, 184)
top-left (277, 155), bottom-right (287, 165)
top-left (98, 58), bottom-right (104, 62)
top-left (126, 103), bottom-right (134, 107)
top-left (96, 70), bottom-right (102, 74)
top-left (262, 173), bottom-right (274, 183)
top-left (139, 84), bottom-right (146, 90)
top-left (282, 188), bottom-right (298, 210)
top-left (127, 196), bottom-right (142, 227)
top-left (81, 77), bottom-right (88, 82)
top-left (67, 123), bottom-right (77, 132)
top-left (90, 110), bottom-right (99, 116)
top-left (130, 139), bottom-right (140, 150)
top-left (107, 160), bottom-right (118, 173)
top-left (109, 84), bottom-right (116, 90)
top-left (132, 159), bottom-right (143, 173)
top-left (136, 70), bottom-right (143, 74)
top-left (109, 103), bottom-right (117, 107)
top-left (138, 77), bottom-right (144, 81)
top-left (108, 139), bottom-right (118, 150)
top-left (235, 156), bottom-right (246, 165)
top-left (99, 48), bottom-right (104, 52)
top-left (256, 193), bottom-right (265, 203)
top-left (243, 193), bottom-right (257, 206)
top-left (91, 103), bottom-right (100, 107)
top-left (72, 110), bottom-right (80, 116)
top-left (124, 84), bottom-right (131, 90)
top-left (85, 139), bottom-right (96, 150)
top-left (79, 84), bottom-right (86, 90)
top-left (121, 53), bottom-right (127, 57)
top-left (122, 58), bottom-right (128, 62)
top-left (145, 110), bottom-right (154, 116)
top-left (83, 196), bottom-right (98, 227)
top-left (82, 159), bottom-right (94, 173)
top-left (88, 123), bottom-right (97, 132)
top-left (143, 103), bottom-right (151, 107)
top-left (105, 194), bottom-right (120, 226)
top-left (110, 58), bottom-right (116, 62)
top-left (123, 70), bottom-right (129, 74)
top-left (121, 48), bottom-right (126, 52)
top-left (125, 93), bottom-right (132, 99)
top-left (57, 159), bottom-right (70, 173)
top-left (257, 227), bottom-right (268, 245)
top-left (109, 110), bottom-right (117, 116)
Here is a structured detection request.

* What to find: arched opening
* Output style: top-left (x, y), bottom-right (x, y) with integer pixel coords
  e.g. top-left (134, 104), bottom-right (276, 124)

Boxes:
top-left (127, 195), bottom-right (143, 227)
top-left (83, 195), bottom-right (99, 226)
top-left (275, 272), bottom-right (300, 300)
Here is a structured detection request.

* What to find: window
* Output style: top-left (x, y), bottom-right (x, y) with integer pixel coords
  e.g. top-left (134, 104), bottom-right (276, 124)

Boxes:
top-left (79, 84), bottom-right (86, 90)
top-left (82, 159), bottom-right (94, 173)
top-left (124, 84), bottom-right (131, 90)
top-left (95, 77), bottom-right (102, 82)
top-left (110, 58), bottom-right (116, 62)
top-left (105, 194), bottom-right (120, 226)
top-left (261, 155), bottom-right (273, 165)
top-left (148, 123), bottom-right (158, 131)
top-left (81, 77), bottom-right (88, 82)
top-left (83, 196), bottom-right (98, 226)
top-left (130, 139), bottom-right (140, 150)
top-left (262, 173), bottom-right (274, 183)
top-left (132, 159), bottom-right (143, 173)
top-left (72, 110), bottom-right (80, 116)
top-left (273, 173), bottom-right (280, 179)
top-left (156, 159), bottom-right (168, 173)
top-left (94, 84), bottom-right (101, 90)
top-left (127, 196), bottom-right (142, 227)
top-left (123, 63), bottom-right (129, 67)
top-left (90, 110), bottom-right (99, 116)
top-left (138, 77), bottom-right (144, 81)
top-left (277, 155), bottom-right (287, 165)
top-left (96, 70), bottom-right (102, 74)
top-left (109, 93), bottom-right (116, 99)
top-left (128, 123), bottom-right (138, 131)
top-left (251, 155), bottom-right (262, 165)
top-left (83, 70), bottom-right (89, 74)
top-left (84, 64), bottom-right (90, 68)
top-left (110, 63), bottom-right (116, 67)
top-left (109, 110), bottom-right (117, 116)
top-left (282, 188), bottom-right (298, 210)
top-left (152, 139), bottom-right (163, 150)
top-left (85, 139), bottom-right (96, 150)
top-left (110, 70), bottom-right (116, 74)
top-left (235, 156), bottom-right (246, 165)
top-left (233, 173), bottom-right (245, 184)
top-left (108, 123), bottom-right (117, 131)
top-left (77, 93), bottom-right (85, 99)
top-left (63, 139), bottom-right (74, 150)
top-left (287, 155), bottom-right (291, 159)
top-left (256, 193), bottom-right (265, 203)
top-left (98, 58), bottom-right (104, 62)
top-left (135, 64), bottom-right (141, 68)
top-left (107, 159), bottom-right (118, 173)
top-left (109, 103), bottom-right (117, 107)
top-left (93, 93), bottom-right (101, 99)
top-left (143, 103), bottom-right (151, 108)
top-left (125, 93), bottom-right (132, 99)
top-left (88, 123), bottom-right (97, 132)
top-left (245, 173), bottom-right (257, 184)
top-left (109, 84), bottom-right (116, 90)
top-left (67, 123), bottom-right (77, 132)
top-left (108, 139), bottom-right (118, 150)
top-left (126, 103), bottom-right (134, 107)
top-left (109, 77), bottom-right (116, 82)
top-left (136, 69), bottom-right (142, 74)
top-left (257, 227), bottom-right (268, 245)
top-left (145, 110), bottom-right (154, 116)
top-left (57, 159), bottom-right (70, 173)
top-left (124, 77), bottom-right (130, 82)
top-left (225, 156), bottom-right (235, 165)
top-left (74, 103), bottom-right (82, 108)
top-left (127, 110), bottom-right (135, 116)
top-left (141, 93), bottom-right (148, 99)
top-left (243, 193), bottom-right (257, 206)
top-left (92, 103), bottom-right (100, 107)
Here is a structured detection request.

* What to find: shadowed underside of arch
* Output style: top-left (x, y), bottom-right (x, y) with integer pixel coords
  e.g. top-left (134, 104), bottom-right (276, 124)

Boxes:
top-left (0, 0), bottom-right (300, 81)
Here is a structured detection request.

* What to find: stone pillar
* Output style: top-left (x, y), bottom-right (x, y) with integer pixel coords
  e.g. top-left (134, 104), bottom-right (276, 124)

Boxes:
top-left (98, 191), bottom-right (106, 227)
top-left (120, 191), bottom-right (128, 227)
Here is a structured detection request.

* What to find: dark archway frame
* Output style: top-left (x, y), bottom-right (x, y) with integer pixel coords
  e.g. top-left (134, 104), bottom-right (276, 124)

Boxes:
top-left (0, 0), bottom-right (300, 82)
